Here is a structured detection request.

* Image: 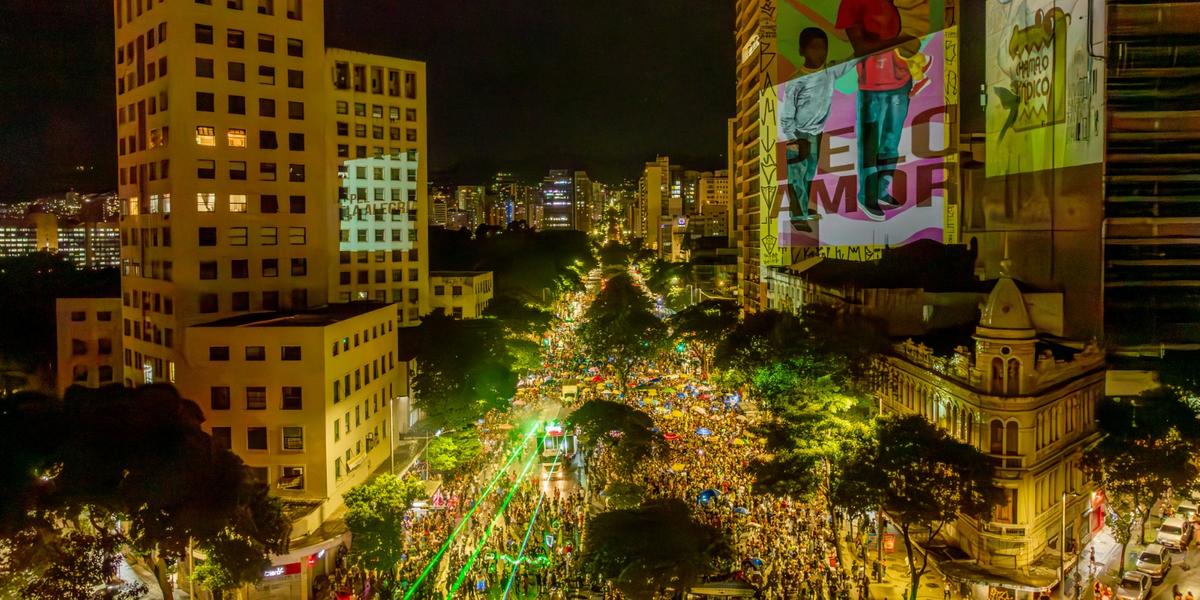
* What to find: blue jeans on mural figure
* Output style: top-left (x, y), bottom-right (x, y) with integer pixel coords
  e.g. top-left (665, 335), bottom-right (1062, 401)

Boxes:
top-left (785, 132), bottom-right (821, 227)
top-left (856, 81), bottom-right (912, 215)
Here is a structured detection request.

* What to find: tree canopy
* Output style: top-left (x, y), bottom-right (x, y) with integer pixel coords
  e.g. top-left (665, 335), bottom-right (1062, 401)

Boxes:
top-left (429, 227), bottom-right (594, 306)
top-left (343, 474), bottom-right (427, 573)
top-left (576, 273), bottom-right (668, 387)
top-left (580, 499), bottom-right (732, 598)
top-left (568, 400), bottom-right (664, 471)
top-left (0, 385), bottom-right (289, 599)
top-left (668, 299), bottom-right (739, 378)
top-left (410, 313), bottom-right (519, 429)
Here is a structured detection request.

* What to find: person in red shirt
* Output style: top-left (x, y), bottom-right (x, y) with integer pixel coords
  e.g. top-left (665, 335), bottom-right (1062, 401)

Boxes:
top-left (836, 0), bottom-right (927, 221)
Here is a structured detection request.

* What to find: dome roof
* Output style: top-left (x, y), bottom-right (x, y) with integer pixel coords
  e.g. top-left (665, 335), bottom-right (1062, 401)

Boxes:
top-left (977, 277), bottom-right (1035, 340)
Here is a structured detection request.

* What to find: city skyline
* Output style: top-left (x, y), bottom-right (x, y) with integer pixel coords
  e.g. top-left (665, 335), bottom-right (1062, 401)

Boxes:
top-left (0, 0), bottom-right (735, 200)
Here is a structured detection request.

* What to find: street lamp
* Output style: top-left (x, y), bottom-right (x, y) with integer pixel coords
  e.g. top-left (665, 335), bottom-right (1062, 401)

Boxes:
top-left (1061, 490), bottom-right (1082, 595)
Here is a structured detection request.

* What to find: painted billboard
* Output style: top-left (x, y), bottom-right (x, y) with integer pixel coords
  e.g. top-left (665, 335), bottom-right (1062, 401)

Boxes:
top-left (984, 0), bottom-right (1104, 176)
top-left (761, 27), bottom-right (958, 264)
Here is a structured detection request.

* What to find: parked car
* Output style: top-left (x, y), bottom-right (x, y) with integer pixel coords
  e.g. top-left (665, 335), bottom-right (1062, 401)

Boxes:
top-left (1136, 544), bottom-right (1172, 581)
top-left (1178, 498), bottom-right (1199, 520)
top-left (1157, 516), bottom-right (1194, 550)
top-left (1115, 571), bottom-right (1152, 600)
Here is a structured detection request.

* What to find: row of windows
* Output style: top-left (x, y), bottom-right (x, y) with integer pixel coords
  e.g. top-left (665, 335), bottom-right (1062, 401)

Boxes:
top-left (196, 92), bottom-right (304, 114)
top-left (116, 91), bottom-right (168, 127)
top-left (123, 289), bottom-right (173, 315)
top-left (123, 193), bottom-right (304, 217)
top-left (211, 425), bottom-right (305, 454)
top-left (196, 159), bottom-right (306, 182)
top-left (197, 288), bottom-right (310, 313)
top-left (196, 225), bottom-right (306, 247)
top-left (121, 225), bottom-right (171, 248)
top-left (339, 249), bottom-right (420, 265)
top-left (69, 311), bottom-right (115, 322)
top-left (340, 228), bottom-right (420, 244)
top-left (210, 384), bottom-right (302, 410)
top-left (332, 62), bottom-right (418, 98)
top-left (199, 258), bottom-right (308, 280)
top-left (71, 338), bottom-right (115, 356)
top-left (118, 160), bottom-right (171, 186)
top-left (340, 272), bottom-right (423, 289)
top-left (196, 126), bottom-right (305, 150)
top-left (117, 55), bottom-right (168, 96)
top-left (332, 352), bottom-right (396, 404)
top-left (432, 285), bottom-right (466, 296)
top-left (335, 121), bottom-right (418, 142)
top-left (124, 318), bottom-right (174, 350)
top-left (115, 22), bottom-right (167, 64)
top-left (342, 165), bottom-right (418, 182)
top-left (195, 0), bottom-right (305, 20)
top-left (115, 0), bottom-right (165, 28)
top-left (194, 24), bottom-right (302, 52)
top-left (336, 101), bottom-right (417, 122)
top-left (72, 364), bottom-right (116, 384)
top-left (330, 321), bottom-right (393, 357)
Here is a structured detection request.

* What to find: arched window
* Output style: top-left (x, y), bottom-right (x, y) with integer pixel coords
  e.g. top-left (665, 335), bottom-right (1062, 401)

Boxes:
top-left (1007, 358), bottom-right (1021, 395)
top-left (1006, 421), bottom-right (1019, 456)
top-left (991, 357), bottom-right (1005, 394)
top-left (990, 419), bottom-right (1004, 455)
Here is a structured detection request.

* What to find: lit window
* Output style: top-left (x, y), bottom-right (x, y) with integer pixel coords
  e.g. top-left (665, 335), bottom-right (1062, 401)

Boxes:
top-left (196, 193), bottom-right (216, 212)
top-left (227, 128), bottom-right (247, 147)
top-left (195, 125), bottom-right (216, 146)
top-left (229, 194), bottom-right (247, 212)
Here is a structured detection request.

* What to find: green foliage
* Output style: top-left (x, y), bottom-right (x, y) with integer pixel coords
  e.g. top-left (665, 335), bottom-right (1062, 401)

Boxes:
top-left (0, 386), bottom-right (290, 598)
top-left (343, 474), bottom-right (426, 573)
top-left (424, 431), bottom-right (483, 477)
top-left (429, 228), bottom-right (595, 306)
top-left (1084, 388), bottom-right (1200, 546)
top-left (580, 499), bottom-right (732, 598)
top-left (668, 299), bottom-right (739, 377)
top-left (1, 529), bottom-right (146, 600)
top-left (599, 241), bottom-right (633, 267)
top-left (641, 259), bottom-right (692, 310)
top-left (411, 313), bottom-right (518, 429)
top-left (576, 273), bottom-right (668, 387)
top-left (568, 400), bottom-right (664, 471)
top-left (838, 415), bottom-right (1002, 600)
top-left (483, 296), bottom-right (555, 337)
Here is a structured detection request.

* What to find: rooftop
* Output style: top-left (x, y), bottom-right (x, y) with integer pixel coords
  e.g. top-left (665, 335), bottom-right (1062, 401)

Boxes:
top-left (195, 302), bottom-right (392, 328)
top-left (429, 270), bottom-right (491, 277)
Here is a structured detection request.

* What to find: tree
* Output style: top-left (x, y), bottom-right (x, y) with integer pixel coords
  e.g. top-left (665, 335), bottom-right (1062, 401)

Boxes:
top-left (483, 295), bottom-right (554, 337)
top-left (668, 299), bottom-right (739, 379)
top-left (576, 273), bottom-right (667, 387)
top-left (1084, 388), bottom-right (1200, 560)
top-left (580, 499), bottom-right (732, 599)
top-left (0, 529), bottom-right (146, 600)
top-left (568, 400), bottom-right (664, 472)
top-left (838, 415), bottom-right (1002, 600)
top-left (641, 259), bottom-right (692, 311)
top-left (424, 431), bottom-right (483, 477)
top-left (599, 241), bottom-right (632, 267)
top-left (411, 313), bottom-right (518, 429)
top-left (343, 474), bottom-right (426, 573)
top-left (0, 385), bottom-right (290, 599)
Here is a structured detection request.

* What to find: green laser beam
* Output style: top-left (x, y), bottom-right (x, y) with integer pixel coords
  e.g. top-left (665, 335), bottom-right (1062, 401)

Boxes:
top-left (448, 433), bottom-right (545, 597)
top-left (402, 422), bottom-right (541, 600)
top-left (503, 452), bottom-right (559, 600)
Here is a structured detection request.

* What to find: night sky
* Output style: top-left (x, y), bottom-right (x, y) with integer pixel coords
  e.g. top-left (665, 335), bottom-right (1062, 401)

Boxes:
top-left (0, 0), bottom-right (735, 200)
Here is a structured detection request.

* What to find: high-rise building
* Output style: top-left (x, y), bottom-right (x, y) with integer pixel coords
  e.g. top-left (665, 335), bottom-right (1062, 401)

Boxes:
top-left (573, 171), bottom-right (593, 232)
top-left (733, 0), bottom-right (769, 311)
top-left (699, 169), bottom-right (731, 240)
top-left (540, 170), bottom-right (574, 230)
top-left (0, 211), bottom-right (120, 268)
top-left (639, 156), bottom-right (671, 252)
top-left (327, 49), bottom-right (429, 324)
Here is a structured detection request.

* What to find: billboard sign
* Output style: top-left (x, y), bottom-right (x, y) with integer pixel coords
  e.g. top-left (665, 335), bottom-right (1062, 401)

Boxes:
top-left (761, 27), bottom-right (958, 264)
top-left (984, 0), bottom-right (1104, 176)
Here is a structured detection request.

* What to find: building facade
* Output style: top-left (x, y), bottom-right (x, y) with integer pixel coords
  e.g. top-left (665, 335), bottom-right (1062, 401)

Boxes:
top-left (55, 298), bottom-right (124, 394)
top-left (0, 212), bottom-right (119, 268)
top-left (733, 0), bottom-right (769, 311)
top-left (429, 271), bottom-right (494, 319)
top-left (540, 170), bottom-right (574, 231)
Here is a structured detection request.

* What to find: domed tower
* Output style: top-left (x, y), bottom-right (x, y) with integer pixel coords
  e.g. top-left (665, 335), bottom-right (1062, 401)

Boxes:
top-left (974, 271), bottom-right (1037, 396)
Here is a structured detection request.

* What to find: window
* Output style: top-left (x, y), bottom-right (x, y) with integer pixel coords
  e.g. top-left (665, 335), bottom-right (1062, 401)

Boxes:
top-left (286, 0), bottom-right (302, 19)
top-left (258, 33), bottom-right (274, 53)
top-left (71, 339), bottom-right (87, 355)
top-left (97, 311), bottom-right (112, 322)
top-left (287, 101), bottom-right (303, 119)
top-left (336, 100), bottom-right (348, 114)
top-left (288, 164), bottom-right (305, 182)
top-left (199, 260), bottom-right (218, 280)
top-left (228, 94), bottom-right (245, 114)
top-left (260, 194), bottom-right (278, 213)
top-left (196, 57), bottom-right (214, 77)
top-left (260, 227), bottom-right (278, 245)
top-left (209, 346), bottom-right (230, 361)
top-left (229, 226), bottom-right (248, 246)
top-left (259, 97), bottom-right (275, 117)
top-left (98, 338), bottom-right (113, 355)
top-left (229, 194), bottom-right (247, 212)
top-left (70, 311), bottom-right (86, 322)
top-left (289, 195), bottom-right (305, 213)
top-left (229, 160), bottom-right (247, 180)
top-left (246, 346), bottom-right (265, 361)
top-left (196, 24), bottom-right (214, 44)
top-left (281, 346), bottom-right (301, 361)
top-left (211, 386), bottom-right (231, 409)
top-left (259, 130), bottom-right (278, 149)
top-left (287, 69), bottom-right (303, 88)
top-left (247, 427), bottom-right (267, 450)
top-left (260, 162), bottom-right (277, 181)
top-left (227, 61), bottom-right (245, 81)
top-left (195, 126), bottom-right (216, 146)
top-left (197, 159), bottom-right (216, 179)
top-left (263, 291), bottom-right (280, 310)
top-left (211, 427), bottom-right (232, 449)
top-left (72, 365), bottom-right (87, 382)
top-left (285, 133), bottom-right (306, 152)
top-left (262, 258), bottom-right (279, 277)
top-left (232, 259), bottom-right (249, 278)
top-left (257, 65), bottom-right (275, 85)
top-left (286, 38), bottom-right (303, 57)
top-left (199, 293), bottom-right (218, 313)
top-left (196, 92), bottom-right (215, 111)
top-left (292, 257), bottom-right (307, 276)
top-left (197, 193), bottom-right (216, 212)
top-left (227, 0), bottom-right (243, 8)
top-left (227, 28), bottom-right (244, 48)
top-left (406, 108), bottom-right (417, 121)
top-left (257, 0), bottom-right (273, 15)
top-left (282, 386), bottom-right (302, 408)
top-left (288, 227), bottom-right (306, 245)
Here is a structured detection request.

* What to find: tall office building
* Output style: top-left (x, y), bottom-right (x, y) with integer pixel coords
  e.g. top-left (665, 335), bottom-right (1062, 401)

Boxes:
top-left (699, 170), bottom-right (731, 240)
top-left (573, 171), bottom-right (593, 232)
top-left (327, 49), bottom-right (429, 324)
top-left (733, 0), bottom-right (770, 310)
top-left (639, 156), bottom-right (671, 252)
top-left (540, 169), bottom-right (574, 230)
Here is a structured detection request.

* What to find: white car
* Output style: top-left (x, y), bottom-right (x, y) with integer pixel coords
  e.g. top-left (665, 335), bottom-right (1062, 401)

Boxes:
top-left (1136, 544), bottom-right (1172, 581)
top-left (1157, 516), bottom-right (1194, 550)
top-left (1115, 571), bottom-right (1151, 600)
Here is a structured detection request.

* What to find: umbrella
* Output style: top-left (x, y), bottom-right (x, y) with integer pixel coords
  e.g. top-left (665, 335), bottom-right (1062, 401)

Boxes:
top-left (748, 557), bottom-right (764, 568)
top-left (670, 410), bottom-right (684, 418)
top-left (696, 427), bottom-right (713, 437)
top-left (733, 506), bottom-right (749, 516)
top-left (692, 406), bottom-right (707, 414)
top-left (697, 489), bottom-right (720, 505)
top-left (495, 423), bottom-right (515, 430)
top-left (735, 414), bottom-right (749, 422)
top-left (591, 375), bottom-right (604, 383)
top-left (662, 387), bottom-right (677, 393)
top-left (512, 399), bottom-right (526, 407)
top-left (645, 398), bottom-right (660, 406)
top-left (733, 438), bottom-right (746, 446)
top-left (663, 432), bottom-right (680, 441)
top-left (671, 463), bottom-right (685, 472)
